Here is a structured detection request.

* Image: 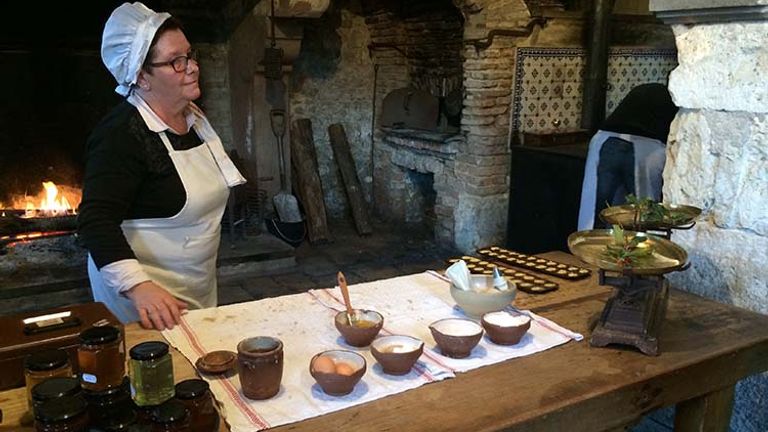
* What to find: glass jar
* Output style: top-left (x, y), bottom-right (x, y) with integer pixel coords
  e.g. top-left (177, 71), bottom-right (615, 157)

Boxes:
top-left (174, 379), bottom-right (219, 432)
top-left (129, 341), bottom-right (174, 406)
top-left (78, 325), bottom-right (125, 391)
top-left (34, 395), bottom-right (89, 432)
top-left (24, 349), bottom-right (73, 410)
top-left (84, 377), bottom-right (135, 429)
top-left (31, 377), bottom-right (83, 415)
top-left (150, 400), bottom-right (190, 432)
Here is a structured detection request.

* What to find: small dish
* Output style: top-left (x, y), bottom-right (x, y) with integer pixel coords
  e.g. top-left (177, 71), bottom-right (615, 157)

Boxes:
top-left (370, 335), bottom-right (424, 375)
top-left (310, 350), bottom-right (366, 396)
top-left (428, 318), bottom-right (483, 358)
top-left (334, 309), bottom-right (384, 347)
top-left (481, 312), bottom-right (531, 345)
top-left (195, 350), bottom-right (237, 374)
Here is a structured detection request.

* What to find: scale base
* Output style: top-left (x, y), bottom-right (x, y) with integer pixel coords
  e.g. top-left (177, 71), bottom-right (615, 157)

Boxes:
top-left (590, 271), bottom-right (669, 356)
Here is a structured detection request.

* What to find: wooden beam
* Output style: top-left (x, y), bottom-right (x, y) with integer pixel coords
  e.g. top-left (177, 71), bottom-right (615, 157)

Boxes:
top-left (675, 385), bottom-right (735, 432)
top-left (328, 124), bottom-right (372, 235)
top-left (290, 119), bottom-right (332, 244)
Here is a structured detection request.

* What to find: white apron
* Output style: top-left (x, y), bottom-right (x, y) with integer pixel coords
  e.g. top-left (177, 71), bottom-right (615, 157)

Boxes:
top-left (577, 130), bottom-right (666, 230)
top-left (89, 116), bottom-right (245, 323)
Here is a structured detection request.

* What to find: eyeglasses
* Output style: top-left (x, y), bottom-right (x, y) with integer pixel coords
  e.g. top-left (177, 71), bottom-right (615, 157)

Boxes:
top-left (147, 50), bottom-right (198, 73)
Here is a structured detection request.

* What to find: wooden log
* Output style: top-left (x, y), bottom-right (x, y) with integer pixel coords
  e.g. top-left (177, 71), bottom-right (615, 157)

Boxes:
top-left (328, 124), bottom-right (372, 235)
top-left (0, 214), bottom-right (77, 236)
top-left (290, 119), bottom-right (332, 244)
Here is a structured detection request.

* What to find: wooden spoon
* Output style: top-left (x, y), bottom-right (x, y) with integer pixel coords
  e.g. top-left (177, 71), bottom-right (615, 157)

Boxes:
top-left (337, 271), bottom-right (357, 325)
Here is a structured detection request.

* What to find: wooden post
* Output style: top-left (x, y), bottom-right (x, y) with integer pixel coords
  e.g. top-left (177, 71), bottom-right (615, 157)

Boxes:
top-left (674, 385), bottom-right (735, 432)
top-left (328, 124), bottom-right (372, 235)
top-left (290, 119), bottom-right (332, 244)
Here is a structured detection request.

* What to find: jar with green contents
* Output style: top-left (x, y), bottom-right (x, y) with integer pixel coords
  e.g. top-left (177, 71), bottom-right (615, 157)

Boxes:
top-left (129, 341), bottom-right (174, 406)
top-left (24, 349), bottom-right (73, 410)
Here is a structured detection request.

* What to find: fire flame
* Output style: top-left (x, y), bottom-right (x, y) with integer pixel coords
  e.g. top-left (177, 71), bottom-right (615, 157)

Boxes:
top-left (1, 181), bottom-right (81, 218)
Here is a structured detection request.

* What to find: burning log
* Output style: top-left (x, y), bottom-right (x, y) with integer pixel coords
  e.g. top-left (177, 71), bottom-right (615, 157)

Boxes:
top-left (0, 212), bottom-right (77, 237)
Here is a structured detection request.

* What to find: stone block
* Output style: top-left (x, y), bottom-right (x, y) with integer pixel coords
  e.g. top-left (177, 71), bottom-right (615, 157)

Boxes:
top-left (669, 21), bottom-right (768, 112)
top-left (453, 193), bottom-right (509, 253)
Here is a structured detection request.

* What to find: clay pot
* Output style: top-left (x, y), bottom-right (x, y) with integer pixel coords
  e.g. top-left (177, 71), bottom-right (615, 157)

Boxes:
top-left (370, 335), bottom-right (423, 375)
top-left (481, 312), bottom-right (531, 346)
top-left (334, 309), bottom-right (383, 347)
top-left (428, 318), bottom-right (483, 358)
top-left (237, 337), bottom-right (283, 400)
top-left (310, 350), bottom-right (366, 396)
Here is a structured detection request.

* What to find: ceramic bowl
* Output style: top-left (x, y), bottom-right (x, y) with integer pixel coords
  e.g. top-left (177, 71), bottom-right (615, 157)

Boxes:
top-left (428, 318), bottom-right (483, 358)
top-left (481, 311), bottom-right (532, 345)
top-left (309, 350), bottom-right (367, 396)
top-left (334, 309), bottom-right (384, 347)
top-left (370, 335), bottom-right (424, 375)
top-left (450, 274), bottom-right (517, 317)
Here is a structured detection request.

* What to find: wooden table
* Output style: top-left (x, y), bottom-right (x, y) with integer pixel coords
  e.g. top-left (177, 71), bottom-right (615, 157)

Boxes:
top-left (2, 252), bottom-right (768, 431)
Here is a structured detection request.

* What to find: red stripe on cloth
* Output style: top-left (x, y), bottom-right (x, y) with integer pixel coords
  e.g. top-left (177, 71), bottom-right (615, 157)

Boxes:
top-left (178, 317), bottom-right (270, 430)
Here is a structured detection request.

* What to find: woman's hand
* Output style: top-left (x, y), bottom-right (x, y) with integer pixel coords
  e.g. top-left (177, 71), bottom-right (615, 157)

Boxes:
top-left (124, 281), bottom-right (188, 330)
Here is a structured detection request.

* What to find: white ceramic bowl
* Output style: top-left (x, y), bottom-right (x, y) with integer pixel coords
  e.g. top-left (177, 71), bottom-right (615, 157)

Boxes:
top-left (450, 274), bottom-right (517, 317)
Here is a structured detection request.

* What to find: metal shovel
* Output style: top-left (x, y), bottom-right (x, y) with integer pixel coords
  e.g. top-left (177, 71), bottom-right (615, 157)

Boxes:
top-left (270, 109), bottom-right (302, 223)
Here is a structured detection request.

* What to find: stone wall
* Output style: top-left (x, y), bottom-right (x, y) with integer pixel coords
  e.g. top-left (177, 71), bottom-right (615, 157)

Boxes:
top-left (290, 2), bottom-right (375, 218)
top-left (197, 43), bottom-right (234, 151)
top-left (663, 20), bottom-right (768, 432)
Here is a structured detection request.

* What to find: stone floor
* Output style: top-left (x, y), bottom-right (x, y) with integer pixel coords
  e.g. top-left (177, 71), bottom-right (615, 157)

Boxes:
top-left (216, 218), bottom-right (461, 306)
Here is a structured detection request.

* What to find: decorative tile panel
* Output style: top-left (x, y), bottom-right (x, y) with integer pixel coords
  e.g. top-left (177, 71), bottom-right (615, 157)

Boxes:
top-left (512, 47), bottom-right (678, 134)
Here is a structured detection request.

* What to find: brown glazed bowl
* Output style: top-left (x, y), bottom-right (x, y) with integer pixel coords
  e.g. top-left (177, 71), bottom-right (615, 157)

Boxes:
top-left (428, 318), bottom-right (483, 358)
top-left (370, 335), bottom-right (424, 375)
top-left (310, 350), bottom-right (367, 396)
top-left (481, 312), bottom-right (532, 345)
top-left (334, 309), bottom-right (384, 347)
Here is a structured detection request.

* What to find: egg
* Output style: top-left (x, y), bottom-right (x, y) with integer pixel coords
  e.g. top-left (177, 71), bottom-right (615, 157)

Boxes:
top-left (335, 362), bottom-right (356, 376)
top-left (312, 356), bottom-right (336, 374)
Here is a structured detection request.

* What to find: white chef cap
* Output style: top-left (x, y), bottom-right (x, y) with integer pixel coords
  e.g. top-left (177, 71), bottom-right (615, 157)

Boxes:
top-left (101, 2), bottom-right (171, 96)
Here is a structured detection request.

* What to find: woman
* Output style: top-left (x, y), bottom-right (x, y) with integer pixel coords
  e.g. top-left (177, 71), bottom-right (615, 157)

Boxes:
top-left (78, 2), bottom-right (245, 330)
top-left (577, 83), bottom-right (678, 230)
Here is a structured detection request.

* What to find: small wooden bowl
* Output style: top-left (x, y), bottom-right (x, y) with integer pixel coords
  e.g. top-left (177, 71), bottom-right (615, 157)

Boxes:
top-left (196, 350), bottom-right (237, 374)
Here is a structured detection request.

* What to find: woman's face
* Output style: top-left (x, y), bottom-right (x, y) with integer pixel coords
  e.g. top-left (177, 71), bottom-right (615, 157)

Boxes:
top-left (141, 28), bottom-right (200, 104)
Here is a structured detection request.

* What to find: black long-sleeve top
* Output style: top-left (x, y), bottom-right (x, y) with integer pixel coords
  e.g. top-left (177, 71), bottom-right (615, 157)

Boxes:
top-left (78, 100), bottom-right (203, 269)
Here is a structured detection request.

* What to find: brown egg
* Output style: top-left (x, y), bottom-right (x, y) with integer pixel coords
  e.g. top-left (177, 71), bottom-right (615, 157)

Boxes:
top-left (335, 362), bottom-right (356, 376)
top-left (312, 356), bottom-right (336, 374)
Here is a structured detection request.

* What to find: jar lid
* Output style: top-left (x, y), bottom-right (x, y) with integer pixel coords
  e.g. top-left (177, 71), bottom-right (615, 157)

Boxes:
top-left (32, 377), bottom-right (81, 402)
top-left (80, 325), bottom-right (120, 345)
top-left (151, 400), bottom-right (188, 424)
top-left (175, 379), bottom-right (210, 400)
top-left (34, 395), bottom-right (87, 422)
top-left (129, 341), bottom-right (169, 360)
top-left (24, 349), bottom-right (70, 372)
top-left (99, 408), bottom-right (137, 429)
top-left (83, 376), bottom-right (130, 401)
